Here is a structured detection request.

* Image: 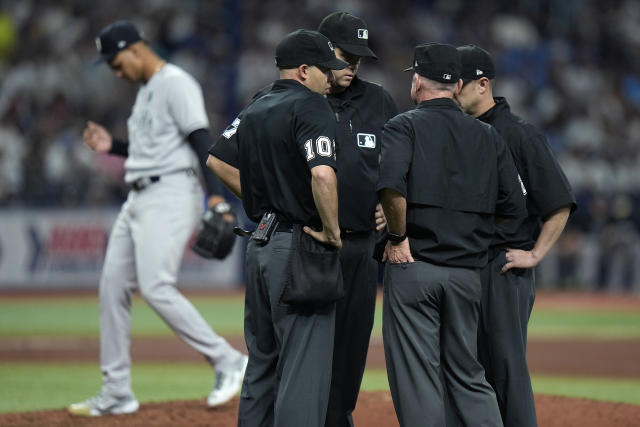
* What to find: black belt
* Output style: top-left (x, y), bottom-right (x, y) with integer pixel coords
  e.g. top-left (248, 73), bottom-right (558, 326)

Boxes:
top-left (276, 221), bottom-right (294, 233)
top-left (340, 229), bottom-right (371, 238)
top-left (131, 176), bottom-right (160, 191)
top-left (131, 169), bottom-right (195, 191)
top-left (275, 222), bottom-right (371, 237)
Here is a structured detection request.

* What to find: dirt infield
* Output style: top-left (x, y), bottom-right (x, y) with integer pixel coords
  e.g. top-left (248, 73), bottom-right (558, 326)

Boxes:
top-left (3, 336), bottom-right (640, 379)
top-left (1, 393), bottom-right (640, 427)
top-left (1, 291), bottom-right (639, 426)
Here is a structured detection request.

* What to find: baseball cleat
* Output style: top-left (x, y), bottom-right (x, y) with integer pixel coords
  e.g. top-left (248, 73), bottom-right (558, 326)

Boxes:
top-left (207, 354), bottom-right (249, 407)
top-left (68, 392), bottom-right (139, 416)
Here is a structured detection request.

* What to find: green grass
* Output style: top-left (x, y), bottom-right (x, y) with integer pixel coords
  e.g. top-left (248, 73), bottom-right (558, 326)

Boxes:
top-left (528, 310), bottom-right (640, 339)
top-left (0, 296), bottom-right (245, 338)
top-left (0, 362), bottom-right (213, 412)
top-left (531, 375), bottom-right (640, 405)
top-left (2, 294), bottom-right (640, 413)
top-left (373, 303), bottom-right (640, 339)
top-left (2, 364), bottom-right (639, 413)
top-left (3, 295), bottom-right (640, 340)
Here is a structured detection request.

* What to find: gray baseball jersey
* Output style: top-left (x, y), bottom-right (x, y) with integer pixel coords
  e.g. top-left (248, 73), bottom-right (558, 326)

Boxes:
top-left (124, 63), bottom-right (208, 183)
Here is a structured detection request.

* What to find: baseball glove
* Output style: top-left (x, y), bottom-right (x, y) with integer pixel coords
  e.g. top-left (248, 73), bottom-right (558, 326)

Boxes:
top-left (191, 202), bottom-right (237, 259)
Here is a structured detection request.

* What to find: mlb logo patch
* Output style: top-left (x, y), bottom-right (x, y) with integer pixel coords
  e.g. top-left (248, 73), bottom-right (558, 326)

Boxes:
top-left (357, 29), bottom-right (368, 39)
top-left (357, 133), bottom-right (376, 148)
top-left (222, 118), bottom-right (241, 139)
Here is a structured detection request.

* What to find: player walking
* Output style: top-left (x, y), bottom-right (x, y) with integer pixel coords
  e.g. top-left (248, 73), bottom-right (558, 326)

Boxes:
top-left (68, 20), bottom-right (247, 417)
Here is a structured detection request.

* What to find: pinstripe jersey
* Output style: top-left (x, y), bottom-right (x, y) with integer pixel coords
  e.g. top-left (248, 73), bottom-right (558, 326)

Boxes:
top-left (124, 63), bottom-right (209, 183)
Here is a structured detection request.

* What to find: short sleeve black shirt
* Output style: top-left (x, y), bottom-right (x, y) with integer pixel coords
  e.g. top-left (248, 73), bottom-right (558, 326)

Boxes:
top-left (478, 97), bottom-right (576, 251)
top-left (209, 84), bottom-right (272, 168)
top-left (377, 98), bottom-right (527, 268)
top-left (232, 79), bottom-right (337, 224)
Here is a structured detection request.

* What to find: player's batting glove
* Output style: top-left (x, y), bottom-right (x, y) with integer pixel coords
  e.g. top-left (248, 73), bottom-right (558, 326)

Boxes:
top-left (191, 202), bottom-right (238, 260)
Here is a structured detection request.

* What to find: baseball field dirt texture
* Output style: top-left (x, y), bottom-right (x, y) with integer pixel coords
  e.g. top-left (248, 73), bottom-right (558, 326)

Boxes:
top-left (1, 291), bottom-right (639, 427)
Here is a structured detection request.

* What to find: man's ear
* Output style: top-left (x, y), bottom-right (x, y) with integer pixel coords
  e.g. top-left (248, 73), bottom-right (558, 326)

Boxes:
top-left (454, 78), bottom-right (463, 95)
top-left (298, 64), bottom-right (310, 80)
top-left (478, 77), bottom-right (491, 94)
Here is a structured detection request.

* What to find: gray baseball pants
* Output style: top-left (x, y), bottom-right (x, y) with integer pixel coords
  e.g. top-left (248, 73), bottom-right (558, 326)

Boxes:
top-left (99, 172), bottom-right (242, 398)
top-left (238, 230), bottom-right (336, 427)
top-left (477, 251), bottom-right (537, 427)
top-left (383, 260), bottom-right (503, 427)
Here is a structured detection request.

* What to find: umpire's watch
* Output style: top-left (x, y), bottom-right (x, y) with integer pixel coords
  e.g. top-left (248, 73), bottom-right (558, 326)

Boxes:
top-left (213, 201), bottom-right (232, 214)
top-left (387, 232), bottom-right (407, 245)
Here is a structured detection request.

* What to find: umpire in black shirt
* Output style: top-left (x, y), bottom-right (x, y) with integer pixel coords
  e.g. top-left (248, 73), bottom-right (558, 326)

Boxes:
top-left (209, 29), bottom-right (348, 427)
top-left (317, 12), bottom-right (398, 427)
top-left (378, 43), bottom-right (526, 427)
top-left (454, 45), bottom-right (576, 427)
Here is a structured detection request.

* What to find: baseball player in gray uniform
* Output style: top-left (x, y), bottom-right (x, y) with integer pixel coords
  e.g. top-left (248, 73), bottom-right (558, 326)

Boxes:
top-left (68, 20), bottom-right (247, 417)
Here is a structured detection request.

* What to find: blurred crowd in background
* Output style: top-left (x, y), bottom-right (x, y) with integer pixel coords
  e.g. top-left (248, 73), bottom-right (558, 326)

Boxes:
top-left (1, 0), bottom-right (639, 292)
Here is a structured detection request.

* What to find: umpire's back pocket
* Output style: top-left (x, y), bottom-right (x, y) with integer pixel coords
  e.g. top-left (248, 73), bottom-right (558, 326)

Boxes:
top-left (280, 224), bottom-right (344, 306)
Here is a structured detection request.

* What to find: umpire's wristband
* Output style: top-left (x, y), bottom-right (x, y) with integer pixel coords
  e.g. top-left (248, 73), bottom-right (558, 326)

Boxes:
top-left (387, 232), bottom-right (407, 246)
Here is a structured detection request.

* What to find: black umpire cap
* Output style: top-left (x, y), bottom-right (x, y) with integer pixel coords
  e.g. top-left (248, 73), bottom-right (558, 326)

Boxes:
top-left (275, 29), bottom-right (349, 70)
top-left (404, 43), bottom-right (461, 83)
top-left (457, 45), bottom-right (496, 80)
top-left (94, 20), bottom-right (142, 63)
top-left (317, 12), bottom-right (377, 59)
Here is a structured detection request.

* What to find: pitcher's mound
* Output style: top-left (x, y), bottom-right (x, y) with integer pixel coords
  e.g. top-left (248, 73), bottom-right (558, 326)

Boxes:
top-left (1, 392), bottom-right (639, 426)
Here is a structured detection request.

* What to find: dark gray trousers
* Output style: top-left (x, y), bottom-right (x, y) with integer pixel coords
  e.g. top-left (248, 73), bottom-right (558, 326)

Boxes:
top-left (325, 232), bottom-right (378, 427)
top-left (383, 260), bottom-right (503, 427)
top-left (238, 231), bottom-right (336, 427)
top-left (477, 251), bottom-right (537, 427)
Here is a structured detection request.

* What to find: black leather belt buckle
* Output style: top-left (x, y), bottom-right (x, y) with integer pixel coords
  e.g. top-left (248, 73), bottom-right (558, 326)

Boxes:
top-left (132, 176), bottom-right (160, 191)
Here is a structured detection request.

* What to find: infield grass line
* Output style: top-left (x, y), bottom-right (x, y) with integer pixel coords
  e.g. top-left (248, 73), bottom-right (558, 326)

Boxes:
top-left (1, 363), bottom-right (639, 413)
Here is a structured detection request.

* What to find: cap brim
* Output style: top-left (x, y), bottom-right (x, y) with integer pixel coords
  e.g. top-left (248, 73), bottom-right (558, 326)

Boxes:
top-left (92, 52), bottom-right (115, 65)
top-left (403, 66), bottom-right (414, 72)
top-left (336, 43), bottom-right (378, 59)
top-left (318, 57), bottom-right (350, 70)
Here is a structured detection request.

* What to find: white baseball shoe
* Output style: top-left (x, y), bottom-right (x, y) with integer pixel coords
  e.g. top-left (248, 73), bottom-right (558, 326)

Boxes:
top-left (68, 392), bottom-right (139, 416)
top-left (207, 354), bottom-right (249, 407)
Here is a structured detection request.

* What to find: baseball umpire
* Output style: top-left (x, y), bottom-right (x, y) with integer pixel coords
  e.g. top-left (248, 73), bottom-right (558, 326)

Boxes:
top-left (317, 12), bottom-right (398, 427)
top-left (454, 45), bottom-right (576, 427)
top-left (68, 20), bottom-right (247, 416)
top-left (377, 43), bottom-right (526, 427)
top-left (210, 29), bottom-right (348, 427)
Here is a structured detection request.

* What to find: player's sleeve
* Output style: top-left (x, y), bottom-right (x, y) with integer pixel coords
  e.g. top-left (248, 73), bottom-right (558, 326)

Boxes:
top-left (187, 128), bottom-right (224, 196)
top-left (377, 115), bottom-right (413, 197)
top-left (294, 95), bottom-right (337, 170)
top-left (494, 130), bottom-right (527, 218)
top-left (518, 130), bottom-right (577, 219)
top-left (209, 115), bottom-right (241, 168)
top-left (167, 74), bottom-right (209, 135)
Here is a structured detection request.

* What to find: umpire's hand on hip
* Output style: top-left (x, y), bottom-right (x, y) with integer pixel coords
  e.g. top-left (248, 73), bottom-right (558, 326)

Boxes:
top-left (303, 225), bottom-right (342, 250)
top-left (384, 238), bottom-right (414, 264)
